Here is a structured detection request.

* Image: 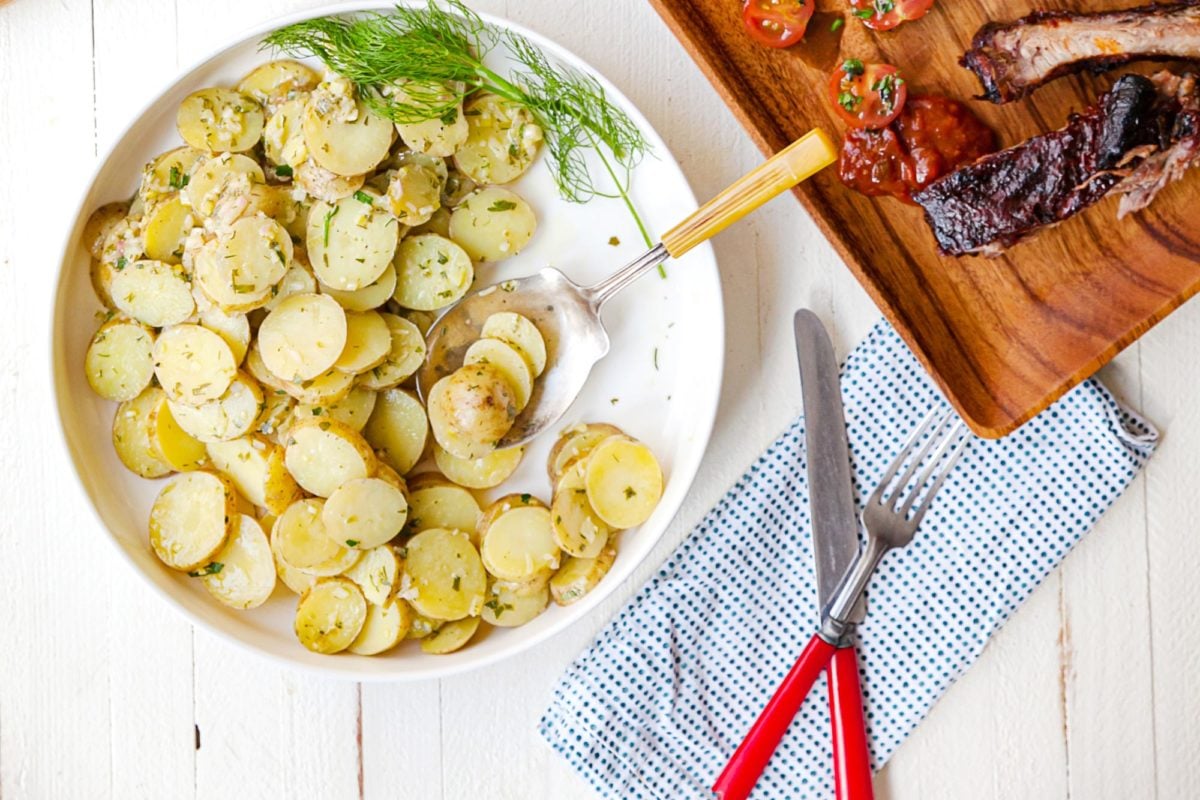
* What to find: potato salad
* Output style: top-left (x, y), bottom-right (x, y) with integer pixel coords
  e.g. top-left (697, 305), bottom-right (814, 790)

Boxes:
top-left (80, 59), bottom-right (664, 658)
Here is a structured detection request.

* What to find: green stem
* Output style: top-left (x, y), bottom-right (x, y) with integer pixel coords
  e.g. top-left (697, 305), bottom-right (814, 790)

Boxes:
top-left (585, 129), bottom-right (663, 277)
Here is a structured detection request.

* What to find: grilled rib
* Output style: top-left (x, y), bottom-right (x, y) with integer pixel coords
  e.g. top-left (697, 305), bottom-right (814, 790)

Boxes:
top-left (962, 2), bottom-right (1200, 103)
top-left (912, 74), bottom-right (1192, 257)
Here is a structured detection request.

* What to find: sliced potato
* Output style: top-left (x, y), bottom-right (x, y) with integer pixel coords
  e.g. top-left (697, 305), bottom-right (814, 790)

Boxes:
top-left (392, 233), bottom-right (473, 311)
top-left (453, 93), bottom-right (543, 185)
top-left (138, 147), bottom-right (205, 205)
top-left (273, 498), bottom-right (361, 576)
top-left (481, 311), bottom-right (547, 377)
top-left (551, 461), bottom-right (611, 558)
top-left (303, 81), bottom-right (393, 176)
top-left (82, 201), bottom-right (130, 260)
top-left (307, 194), bottom-right (399, 291)
top-left (402, 528), bottom-right (486, 621)
top-left (197, 303), bottom-right (251, 365)
top-left (265, 263), bottom-right (318, 311)
top-left (441, 165), bottom-right (477, 208)
top-left (547, 423), bottom-right (625, 485)
top-left (335, 311), bottom-right (391, 374)
top-left (177, 87), bottom-right (264, 153)
top-left (405, 611), bottom-right (442, 640)
top-left (264, 97), bottom-right (310, 168)
top-left (258, 293), bottom-right (347, 382)
top-left (550, 545), bottom-right (617, 606)
top-left (405, 474), bottom-right (481, 540)
top-left (355, 313), bottom-right (425, 390)
top-left (182, 153), bottom-right (264, 218)
top-left (449, 187), bottom-right (536, 263)
top-left (323, 477), bottom-right (408, 549)
top-left (111, 259), bottom-right (195, 327)
top-left (343, 544), bottom-right (403, 606)
top-left (237, 59), bottom-right (319, 111)
top-left (200, 514), bottom-right (276, 610)
top-left (284, 417), bottom-right (377, 497)
top-left (481, 580), bottom-right (549, 627)
top-left (392, 84), bottom-right (468, 157)
top-left (112, 387), bottom-right (172, 478)
top-left (463, 338), bottom-right (534, 411)
top-left (206, 434), bottom-right (302, 514)
top-left (142, 196), bottom-right (195, 264)
top-left (271, 526), bottom-right (318, 595)
top-left (363, 388), bottom-right (428, 475)
top-left (420, 616), bottom-right (480, 655)
top-left (295, 385), bottom-right (377, 432)
top-left (432, 443), bottom-right (523, 490)
top-left (294, 577), bottom-right (367, 654)
top-left (245, 340), bottom-right (290, 394)
top-left (255, 389), bottom-right (295, 442)
top-left (148, 471), bottom-right (237, 572)
top-left (319, 263), bottom-right (396, 312)
top-left (584, 436), bottom-right (664, 529)
top-left (85, 318), bottom-right (155, 402)
top-left (294, 159), bottom-right (365, 202)
top-left (168, 371), bottom-right (263, 443)
top-left (194, 215), bottom-right (291, 311)
top-left (94, 217), bottom-right (144, 308)
top-left (277, 367), bottom-right (356, 406)
top-left (428, 366), bottom-right (518, 455)
top-left (383, 164), bottom-right (442, 226)
top-left (147, 392), bottom-right (207, 471)
top-left (410, 206), bottom-right (451, 238)
top-left (478, 494), bottom-right (559, 581)
top-left (153, 324), bottom-right (237, 406)
top-left (349, 598), bottom-right (411, 656)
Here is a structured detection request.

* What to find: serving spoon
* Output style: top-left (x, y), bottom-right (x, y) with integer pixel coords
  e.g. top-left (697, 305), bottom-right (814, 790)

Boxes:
top-left (416, 129), bottom-right (837, 448)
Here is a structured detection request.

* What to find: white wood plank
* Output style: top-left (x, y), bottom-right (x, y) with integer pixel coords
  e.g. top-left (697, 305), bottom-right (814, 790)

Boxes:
top-left (361, 683), bottom-right (443, 800)
top-left (1138, 300), bottom-right (1200, 800)
top-left (0, 1), bottom-right (116, 798)
top-left (89, 2), bottom-right (200, 796)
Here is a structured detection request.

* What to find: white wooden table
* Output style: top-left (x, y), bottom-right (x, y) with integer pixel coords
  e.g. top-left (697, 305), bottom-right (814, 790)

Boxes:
top-left (3, 0), bottom-right (1196, 797)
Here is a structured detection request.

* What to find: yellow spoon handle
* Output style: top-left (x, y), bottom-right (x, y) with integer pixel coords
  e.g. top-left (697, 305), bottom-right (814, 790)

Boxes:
top-left (660, 129), bottom-right (838, 259)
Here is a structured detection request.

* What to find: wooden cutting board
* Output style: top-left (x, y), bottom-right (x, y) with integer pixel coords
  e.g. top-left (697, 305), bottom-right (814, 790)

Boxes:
top-left (647, 0), bottom-right (1200, 438)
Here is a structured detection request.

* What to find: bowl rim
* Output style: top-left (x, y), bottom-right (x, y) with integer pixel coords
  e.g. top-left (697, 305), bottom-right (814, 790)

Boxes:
top-left (50, 0), bottom-right (725, 681)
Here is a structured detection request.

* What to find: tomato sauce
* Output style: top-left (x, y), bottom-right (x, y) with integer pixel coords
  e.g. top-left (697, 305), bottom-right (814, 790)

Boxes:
top-left (838, 95), bottom-right (996, 204)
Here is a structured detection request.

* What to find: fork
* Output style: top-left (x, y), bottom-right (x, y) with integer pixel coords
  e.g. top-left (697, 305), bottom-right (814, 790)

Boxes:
top-left (712, 407), bottom-right (970, 800)
top-left (819, 407), bottom-right (971, 640)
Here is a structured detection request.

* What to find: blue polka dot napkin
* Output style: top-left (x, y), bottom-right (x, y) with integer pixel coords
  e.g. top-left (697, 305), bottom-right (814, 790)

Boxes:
top-left (539, 320), bottom-right (1157, 800)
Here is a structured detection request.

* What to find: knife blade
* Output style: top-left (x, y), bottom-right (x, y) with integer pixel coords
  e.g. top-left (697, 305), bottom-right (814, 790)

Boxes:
top-left (794, 310), bottom-right (864, 623)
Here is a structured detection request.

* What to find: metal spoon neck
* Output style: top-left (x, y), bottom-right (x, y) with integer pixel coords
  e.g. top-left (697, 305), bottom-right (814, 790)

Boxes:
top-left (584, 243), bottom-right (670, 308)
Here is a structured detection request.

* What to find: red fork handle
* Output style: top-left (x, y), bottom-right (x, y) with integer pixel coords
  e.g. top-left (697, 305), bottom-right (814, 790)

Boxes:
top-left (829, 646), bottom-right (874, 800)
top-left (712, 634), bottom-right (837, 800)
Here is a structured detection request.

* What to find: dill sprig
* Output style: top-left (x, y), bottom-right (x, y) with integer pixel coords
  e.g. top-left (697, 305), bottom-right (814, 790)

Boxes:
top-left (262, 1), bottom-right (655, 251)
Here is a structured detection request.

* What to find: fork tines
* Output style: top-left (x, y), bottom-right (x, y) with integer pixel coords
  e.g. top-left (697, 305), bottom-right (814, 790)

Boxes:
top-left (871, 408), bottom-right (971, 523)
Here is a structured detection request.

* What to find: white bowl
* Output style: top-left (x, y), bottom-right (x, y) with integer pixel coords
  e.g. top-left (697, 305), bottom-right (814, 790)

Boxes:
top-left (51, 2), bottom-right (724, 680)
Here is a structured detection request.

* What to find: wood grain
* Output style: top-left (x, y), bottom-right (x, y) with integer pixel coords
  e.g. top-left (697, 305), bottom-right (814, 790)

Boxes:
top-left (648, 0), bottom-right (1200, 438)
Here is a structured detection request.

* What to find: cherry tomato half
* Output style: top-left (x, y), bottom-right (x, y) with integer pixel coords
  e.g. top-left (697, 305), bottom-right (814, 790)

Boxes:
top-left (848, 0), bottom-right (936, 32)
top-left (828, 60), bottom-right (908, 129)
top-left (742, 0), bottom-right (816, 49)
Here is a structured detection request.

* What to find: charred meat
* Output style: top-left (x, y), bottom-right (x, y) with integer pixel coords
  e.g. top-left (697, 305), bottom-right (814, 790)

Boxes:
top-left (962, 2), bottom-right (1200, 103)
top-left (913, 73), bottom-right (1198, 257)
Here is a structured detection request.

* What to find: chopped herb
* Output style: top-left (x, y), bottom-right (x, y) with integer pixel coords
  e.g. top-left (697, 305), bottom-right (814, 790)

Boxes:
top-left (439, 107), bottom-right (458, 125)
top-left (837, 91), bottom-right (861, 113)
top-left (653, 347), bottom-right (659, 370)
top-left (318, 421), bottom-right (331, 431)
top-left (452, 576), bottom-right (461, 591)
top-left (115, 256), bottom-right (128, 271)
top-left (831, 17), bottom-right (845, 31)
top-left (520, 493), bottom-right (532, 504)
top-left (436, 251), bottom-right (449, 265)
top-left (353, 190), bottom-right (374, 205)
top-left (608, 236), bottom-right (620, 246)
top-left (487, 199), bottom-right (517, 212)
top-left (311, 407), bottom-right (324, 416)
top-left (187, 562), bottom-right (224, 577)
top-left (274, 164), bottom-right (294, 177)
top-left (345, 539), bottom-right (359, 547)
top-left (168, 165), bottom-right (190, 190)
top-left (322, 204), bottom-right (339, 247)
top-left (623, 486), bottom-right (637, 500)
top-left (610, 397), bottom-right (619, 405)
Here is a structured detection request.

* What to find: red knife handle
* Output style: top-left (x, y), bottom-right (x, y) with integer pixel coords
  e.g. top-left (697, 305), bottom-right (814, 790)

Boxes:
top-left (712, 634), bottom-right (837, 800)
top-left (829, 646), bottom-right (874, 800)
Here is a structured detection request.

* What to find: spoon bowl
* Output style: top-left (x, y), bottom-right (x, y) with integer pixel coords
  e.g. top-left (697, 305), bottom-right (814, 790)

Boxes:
top-left (417, 130), bottom-right (838, 448)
